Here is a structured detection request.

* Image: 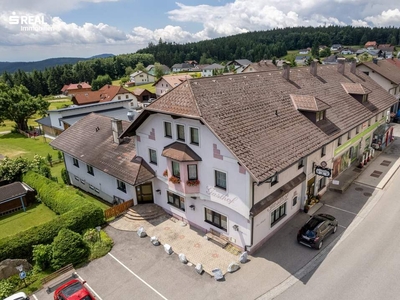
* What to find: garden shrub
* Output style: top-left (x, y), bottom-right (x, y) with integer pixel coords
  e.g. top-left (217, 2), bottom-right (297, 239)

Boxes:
top-left (23, 171), bottom-right (86, 214)
top-left (0, 204), bottom-right (104, 261)
top-left (51, 229), bottom-right (89, 270)
top-left (61, 168), bottom-right (70, 185)
top-left (0, 280), bottom-right (14, 299)
top-left (32, 244), bottom-right (53, 271)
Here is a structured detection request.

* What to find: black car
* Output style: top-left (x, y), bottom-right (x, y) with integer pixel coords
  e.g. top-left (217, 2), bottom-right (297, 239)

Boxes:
top-left (297, 213), bottom-right (338, 250)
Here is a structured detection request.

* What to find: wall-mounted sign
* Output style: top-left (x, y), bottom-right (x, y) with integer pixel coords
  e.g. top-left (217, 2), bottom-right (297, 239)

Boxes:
top-left (320, 161), bottom-right (327, 168)
top-left (205, 186), bottom-right (249, 218)
top-left (315, 166), bottom-right (331, 177)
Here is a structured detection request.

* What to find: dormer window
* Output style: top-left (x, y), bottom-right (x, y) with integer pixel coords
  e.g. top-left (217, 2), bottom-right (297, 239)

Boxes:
top-left (316, 110), bottom-right (326, 122)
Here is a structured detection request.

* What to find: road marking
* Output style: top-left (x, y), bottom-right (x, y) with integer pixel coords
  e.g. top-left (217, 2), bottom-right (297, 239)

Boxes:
top-left (338, 224), bottom-right (347, 229)
top-left (75, 272), bottom-right (103, 300)
top-left (32, 295), bottom-right (38, 300)
top-left (324, 204), bottom-right (357, 215)
top-left (108, 252), bottom-right (168, 300)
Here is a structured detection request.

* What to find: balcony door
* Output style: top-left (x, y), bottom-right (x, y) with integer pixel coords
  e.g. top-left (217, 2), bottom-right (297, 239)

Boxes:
top-left (136, 182), bottom-right (154, 204)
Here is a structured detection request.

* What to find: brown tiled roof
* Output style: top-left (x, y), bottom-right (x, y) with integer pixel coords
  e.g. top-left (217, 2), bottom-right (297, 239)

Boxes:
top-left (154, 75), bottom-right (189, 88)
top-left (243, 61), bottom-right (279, 72)
top-left (50, 113), bottom-right (155, 186)
top-left (290, 95), bottom-right (331, 111)
top-left (62, 82), bottom-right (92, 91)
top-left (162, 142), bottom-right (202, 162)
top-left (125, 64), bottom-right (397, 183)
top-left (360, 60), bottom-right (400, 84)
top-left (73, 85), bottom-right (133, 105)
top-left (133, 88), bottom-right (145, 96)
top-left (0, 182), bottom-right (28, 203)
top-left (341, 83), bottom-right (370, 95)
top-left (365, 41), bottom-right (377, 47)
top-left (387, 58), bottom-right (400, 69)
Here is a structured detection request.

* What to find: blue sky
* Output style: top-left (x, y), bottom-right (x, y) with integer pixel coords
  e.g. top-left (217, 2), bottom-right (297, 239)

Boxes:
top-left (0, 0), bottom-right (399, 62)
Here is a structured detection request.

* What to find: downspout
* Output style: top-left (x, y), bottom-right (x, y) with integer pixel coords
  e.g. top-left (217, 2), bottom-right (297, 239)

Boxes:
top-left (245, 181), bottom-right (256, 252)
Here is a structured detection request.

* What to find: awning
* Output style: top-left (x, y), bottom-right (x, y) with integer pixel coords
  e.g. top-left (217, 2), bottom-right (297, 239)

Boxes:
top-left (162, 142), bottom-right (202, 162)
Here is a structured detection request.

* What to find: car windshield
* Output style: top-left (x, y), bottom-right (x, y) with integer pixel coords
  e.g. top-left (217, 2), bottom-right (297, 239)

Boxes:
top-left (81, 296), bottom-right (92, 300)
top-left (62, 282), bottom-right (84, 297)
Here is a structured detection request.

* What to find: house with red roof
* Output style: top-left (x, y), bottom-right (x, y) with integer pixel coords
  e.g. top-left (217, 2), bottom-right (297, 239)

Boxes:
top-left (71, 85), bottom-right (136, 106)
top-left (61, 82), bottom-right (92, 96)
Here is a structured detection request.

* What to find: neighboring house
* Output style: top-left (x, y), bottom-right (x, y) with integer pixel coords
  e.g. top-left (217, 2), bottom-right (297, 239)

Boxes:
top-left (50, 114), bottom-right (155, 205)
top-left (295, 56), bottom-right (310, 66)
top-left (201, 63), bottom-right (224, 77)
top-left (357, 58), bottom-right (400, 113)
top-left (242, 61), bottom-right (279, 72)
top-left (330, 44), bottom-right (342, 51)
top-left (365, 41), bottom-right (377, 50)
top-left (114, 60), bottom-right (395, 253)
top-left (61, 83), bottom-right (91, 96)
top-left (129, 71), bottom-right (155, 86)
top-left (153, 75), bottom-right (189, 98)
top-left (133, 88), bottom-right (156, 103)
top-left (341, 48), bottom-right (355, 55)
top-left (71, 85), bottom-right (135, 106)
top-left (226, 59), bottom-right (252, 73)
top-left (378, 45), bottom-right (395, 59)
top-left (171, 63), bottom-right (194, 72)
top-left (322, 55), bottom-right (341, 65)
top-left (36, 99), bottom-right (138, 139)
top-left (145, 64), bottom-right (171, 76)
top-left (299, 49), bottom-right (309, 54)
top-left (0, 182), bottom-right (36, 216)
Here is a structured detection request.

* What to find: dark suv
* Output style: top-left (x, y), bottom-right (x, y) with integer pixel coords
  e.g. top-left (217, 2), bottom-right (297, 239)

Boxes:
top-left (297, 213), bottom-right (338, 250)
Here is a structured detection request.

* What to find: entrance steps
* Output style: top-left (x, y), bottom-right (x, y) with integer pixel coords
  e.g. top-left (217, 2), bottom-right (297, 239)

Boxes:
top-left (124, 204), bottom-right (166, 221)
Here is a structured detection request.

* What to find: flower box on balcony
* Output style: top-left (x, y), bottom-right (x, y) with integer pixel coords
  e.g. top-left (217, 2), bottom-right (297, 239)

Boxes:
top-left (163, 169), bottom-right (168, 177)
top-left (169, 176), bottom-right (181, 184)
top-left (186, 179), bottom-right (200, 186)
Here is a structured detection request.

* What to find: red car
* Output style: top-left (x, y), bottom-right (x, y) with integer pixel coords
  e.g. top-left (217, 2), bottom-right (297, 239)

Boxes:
top-left (53, 279), bottom-right (95, 300)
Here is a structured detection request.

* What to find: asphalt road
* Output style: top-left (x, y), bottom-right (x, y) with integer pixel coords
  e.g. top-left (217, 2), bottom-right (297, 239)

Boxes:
top-left (274, 168), bottom-right (400, 300)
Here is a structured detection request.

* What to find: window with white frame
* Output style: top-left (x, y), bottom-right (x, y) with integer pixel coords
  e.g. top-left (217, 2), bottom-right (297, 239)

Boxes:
top-left (73, 158), bottom-right (79, 167)
top-left (177, 124), bottom-right (185, 141)
top-left (215, 170), bottom-right (227, 190)
top-left (270, 174), bottom-right (278, 186)
top-left (187, 164), bottom-right (198, 180)
top-left (205, 208), bottom-right (227, 231)
top-left (149, 149), bottom-right (157, 165)
top-left (117, 180), bottom-right (126, 193)
top-left (190, 127), bottom-right (199, 145)
top-left (318, 177), bottom-right (326, 191)
top-left (87, 165), bottom-right (94, 175)
top-left (164, 122), bottom-right (172, 138)
top-left (167, 191), bottom-right (185, 211)
top-left (292, 196), bottom-right (297, 206)
top-left (271, 202), bottom-right (286, 226)
top-left (321, 146), bottom-right (326, 157)
top-left (172, 161), bottom-right (180, 178)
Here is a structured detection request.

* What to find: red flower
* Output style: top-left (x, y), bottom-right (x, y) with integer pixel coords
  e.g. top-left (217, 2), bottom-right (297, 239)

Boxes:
top-left (186, 179), bottom-right (200, 186)
top-left (169, 176), bottom-right (181, 184)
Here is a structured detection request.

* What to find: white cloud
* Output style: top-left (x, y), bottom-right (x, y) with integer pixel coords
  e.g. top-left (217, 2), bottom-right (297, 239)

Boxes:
top-left (364, 9), bottom-right (400, 27)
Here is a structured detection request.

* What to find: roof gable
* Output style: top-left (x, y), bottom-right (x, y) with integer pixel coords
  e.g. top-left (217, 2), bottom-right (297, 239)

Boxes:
top-left (290, 94), bottom-right (331, 112)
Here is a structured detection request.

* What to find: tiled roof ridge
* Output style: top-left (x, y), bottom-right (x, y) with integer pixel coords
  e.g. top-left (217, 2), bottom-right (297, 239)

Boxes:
top-left (186, 79), bottom-right (202, 118)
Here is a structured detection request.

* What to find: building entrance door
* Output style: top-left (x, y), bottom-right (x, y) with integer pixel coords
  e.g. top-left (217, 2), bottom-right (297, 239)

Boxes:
top-left (136, 182), bottom-right (154, 204)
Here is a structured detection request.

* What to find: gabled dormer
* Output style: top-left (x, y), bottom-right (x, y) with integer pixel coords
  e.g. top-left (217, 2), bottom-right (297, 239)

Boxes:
top-left (341, 82), bottom-right (378, 112)
top-left (290, 94), bottom-right (340, 135)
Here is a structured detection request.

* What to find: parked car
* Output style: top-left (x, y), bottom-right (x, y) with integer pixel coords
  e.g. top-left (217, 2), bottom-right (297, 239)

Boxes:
top-left (53, 279), bottom-right (95, 300)
top-left (4, 292), bottom-right (29, 300)
top-left (297, 213), bottom-right (338, 250)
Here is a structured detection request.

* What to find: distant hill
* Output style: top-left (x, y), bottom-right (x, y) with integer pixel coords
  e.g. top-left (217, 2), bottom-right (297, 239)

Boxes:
top-left (0, 54), bottom-right (115, 73)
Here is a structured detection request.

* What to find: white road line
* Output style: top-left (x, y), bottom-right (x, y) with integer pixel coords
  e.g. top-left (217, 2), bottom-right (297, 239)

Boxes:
top-left (108, 252), bottom-right (168, 300)
top-left (338, 224), bottom-right (347, 229)
top-left (324, 204), bottom-right (358, 215)
top-left (75, 272), bottom-right (103, 300)
top-left (32, 294), bottom-right (38, 300)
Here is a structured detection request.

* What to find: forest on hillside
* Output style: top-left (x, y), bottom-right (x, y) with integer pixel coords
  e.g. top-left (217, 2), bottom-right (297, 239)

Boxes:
top-left (0, 26), bottom-right (399, 97)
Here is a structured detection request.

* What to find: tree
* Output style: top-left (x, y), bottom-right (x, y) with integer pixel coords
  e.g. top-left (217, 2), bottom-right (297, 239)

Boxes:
top-left (32, 244), bottom-right (52, 271)
top-left (91, 74), bottom-right (112, 91)
top-left (311, 41), bottom-right (319, 58)
top-left (125, 66), bottom-right (134, 76)
top-left (51, 228), bottom-right (89, 269)
top-left (0, 83), bottom-right (49, 131)
top-left (134, 62), bottom-right (146, 72)
top-left (154, 62), bottom-right (165, 79)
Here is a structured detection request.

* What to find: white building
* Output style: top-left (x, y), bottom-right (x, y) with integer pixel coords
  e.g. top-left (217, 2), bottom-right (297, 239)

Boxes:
top-left (130, 71), bottom-right (156, 86)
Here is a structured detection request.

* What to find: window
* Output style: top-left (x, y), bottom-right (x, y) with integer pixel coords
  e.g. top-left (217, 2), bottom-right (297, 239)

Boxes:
top-left (177, 124), bottom-right (185, 141)
top-left (190, 127), bottom-right (199, 145)
top-left (321, 146), bottom-right (326, 157)
top-left (270, 174), bottom-right (278, 186)
top-left (74, 175), bottom-right (80, 181)
top-left (87, 165), bottom-right (94, 175)
top-left (215, 170), bottom-right (227, 190)
top-left (292, 196), bottom-right (298, 206)
top-left (368, 119), bottom-right (371, 127)
top-left (316, 110), bottom-right (325, 122)
top-left (164, 122), bottom-right (172, 138)
top-left (375, 115), bottom-right (378, 122)
top-left (205, 208), bottom-right (227, 231)
top-left (347, 131), bottom-right (351, 140)
top-left (338, 136), bottom-right (342, 146)
top-left (73, 158), bottom-right (79, 167)
top-left (187, 164), bottom-right (198, 180)
top-left (118, 96), bottom-right (121, 100)
top-left (381, 112), bottom-right (384, 118)
top-left (271, 203), bottom-right (286, 226)
top-left (356, 125), bottom-right (360, 134)
top-left (172, 161), bottom-right (180, 178)
top-left (126, 95), bottom-right (129, 99)
top-left (167, 191), bottom-right (185, 211)
top-left (117, 180), bottom-right (126, 193)
top-left (363, 71), bottom-right (369, 76)
top-left (298, 159), bottom-right (304, 169)
top-left (318, 177), bottom-right (326, 191)
top-left (149, 149), bottom-right (157, 165)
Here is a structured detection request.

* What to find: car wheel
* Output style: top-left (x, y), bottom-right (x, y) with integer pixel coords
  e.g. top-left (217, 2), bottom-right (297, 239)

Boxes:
top-left (333, 225), bottom-right (338, 234)
top-left (317, 240), bottom-right (323, 250)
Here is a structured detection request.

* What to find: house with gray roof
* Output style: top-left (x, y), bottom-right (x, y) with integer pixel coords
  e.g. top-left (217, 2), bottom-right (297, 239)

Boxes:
top-left (226, 59), bottom-right (252, 73)
top-left (201, 63), bottom-right (224, 77)
top-left (145, 64), bottom-right (171, 76)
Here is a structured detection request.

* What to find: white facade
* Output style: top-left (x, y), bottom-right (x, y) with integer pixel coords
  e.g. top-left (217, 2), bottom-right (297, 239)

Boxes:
top-left (64, 153), bottom-right (136, 204)
top-left (130, 71), bottom-right (155, 85)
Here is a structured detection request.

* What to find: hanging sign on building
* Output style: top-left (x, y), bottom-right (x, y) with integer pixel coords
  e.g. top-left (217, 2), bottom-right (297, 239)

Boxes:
top-left (315, 166), bottom-right (332, 177)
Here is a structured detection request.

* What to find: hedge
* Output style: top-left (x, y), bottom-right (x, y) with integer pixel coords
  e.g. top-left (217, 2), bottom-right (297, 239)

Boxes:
top-left (0, 204), bottom-right (104, 261)
top-left (23, 171), bottom-right (86, 215)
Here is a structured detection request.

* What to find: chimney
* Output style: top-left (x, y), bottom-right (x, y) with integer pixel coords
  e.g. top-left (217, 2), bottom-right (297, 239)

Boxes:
top-left (111, 118), bottom-right (123, 144)
top-left (282, 63), bottom-right (290, 80)
top-left (373, 58), bottom-right (378, 65)
top-left (310, 60), bottom-right (318, 76)
top-left (350, 60), bottom-right (356, 74)
top-left (337, 58), bottom-right (345, 75)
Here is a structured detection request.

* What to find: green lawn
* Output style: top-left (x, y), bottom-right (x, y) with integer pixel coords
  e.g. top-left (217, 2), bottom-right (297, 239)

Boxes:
top-left (0, 203), bottom-right (57, 239)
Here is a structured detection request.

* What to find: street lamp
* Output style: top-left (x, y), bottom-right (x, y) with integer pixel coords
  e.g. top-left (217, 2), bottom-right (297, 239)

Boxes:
top-left (95, 226), bottom-right (101, 241)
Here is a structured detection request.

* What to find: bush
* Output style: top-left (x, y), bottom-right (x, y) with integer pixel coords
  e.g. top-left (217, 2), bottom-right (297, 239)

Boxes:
top-left (23, 171), bottom-right (86, 214)
top-left (61, 168), bottom-right (70, 185)
top-left (51, 229), bottom-right (90, 269)
top-left (0, 204), bottom-right (104, 261)
top-left (32, 244), bottom-right (53, 271)
top-left (84, 230), bottom-right (113, 260)
top-left (0, 280), bottom-right (15, 299)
